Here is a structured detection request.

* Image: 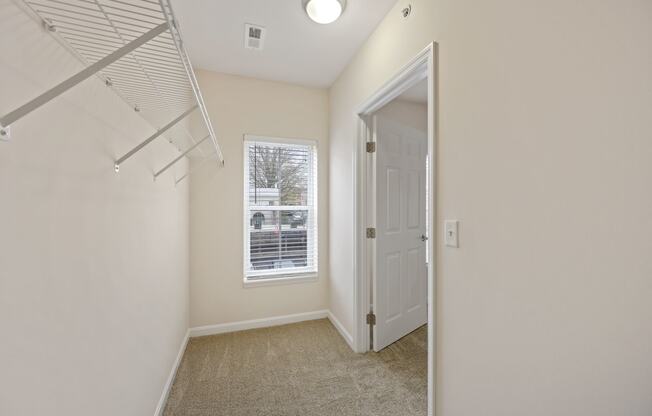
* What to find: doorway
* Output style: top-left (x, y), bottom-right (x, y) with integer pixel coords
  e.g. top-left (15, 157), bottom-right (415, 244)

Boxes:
top-left (353, 43), bottom-right (437, 415)
top-left (372, 86), bottom-right (429, 351)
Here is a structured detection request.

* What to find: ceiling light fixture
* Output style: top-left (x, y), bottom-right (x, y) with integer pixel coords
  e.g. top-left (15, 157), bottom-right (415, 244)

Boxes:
top-left (303, 0), bottom-right (346, 25)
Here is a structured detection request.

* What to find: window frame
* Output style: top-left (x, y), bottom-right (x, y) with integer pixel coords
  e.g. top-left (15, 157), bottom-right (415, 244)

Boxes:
top-left (242, 135), bottom-right (318, 286)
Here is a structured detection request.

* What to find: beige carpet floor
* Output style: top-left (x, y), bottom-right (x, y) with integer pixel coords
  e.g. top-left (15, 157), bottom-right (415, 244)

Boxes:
top-left (163, 319), bottom-right (427, 416)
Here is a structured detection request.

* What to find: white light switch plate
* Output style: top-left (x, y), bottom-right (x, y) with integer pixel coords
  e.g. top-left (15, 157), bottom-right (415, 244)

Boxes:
top-left (444, 220), bottom-right (459, 248)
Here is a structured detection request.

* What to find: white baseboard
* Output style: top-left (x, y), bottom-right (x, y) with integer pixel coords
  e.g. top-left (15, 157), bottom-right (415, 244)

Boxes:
top-left (327, 311), bottom-right (355, 351)
top-left (154, 329), bottom-right (189, 416)
top-left (189, 310), bottom-right (329, 337)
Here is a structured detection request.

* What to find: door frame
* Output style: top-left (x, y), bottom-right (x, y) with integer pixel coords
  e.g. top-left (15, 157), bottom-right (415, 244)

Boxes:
top-left (353, 42), bottom-right (437, 415)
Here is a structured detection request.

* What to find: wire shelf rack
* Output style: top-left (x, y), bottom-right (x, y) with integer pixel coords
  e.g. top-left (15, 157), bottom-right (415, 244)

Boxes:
top-left (2, 0), bottom-right (223, 178)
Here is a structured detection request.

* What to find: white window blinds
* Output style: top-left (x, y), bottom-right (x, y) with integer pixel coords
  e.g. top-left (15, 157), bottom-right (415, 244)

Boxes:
top-left (244, 137), bottom-right (318, 279)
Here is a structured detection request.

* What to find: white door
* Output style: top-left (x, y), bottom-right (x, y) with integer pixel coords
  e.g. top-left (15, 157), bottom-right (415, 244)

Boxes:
top-left (373, 116), bottom-right (428, 352)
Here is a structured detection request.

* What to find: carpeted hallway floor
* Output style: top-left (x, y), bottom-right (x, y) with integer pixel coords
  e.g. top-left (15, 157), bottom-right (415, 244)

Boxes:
top-left (163, 319), bottom-right (427, 416)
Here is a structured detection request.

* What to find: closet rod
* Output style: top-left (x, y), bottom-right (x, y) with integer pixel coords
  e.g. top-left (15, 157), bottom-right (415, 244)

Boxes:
top-left (0, 21), bottom-right (169, 138)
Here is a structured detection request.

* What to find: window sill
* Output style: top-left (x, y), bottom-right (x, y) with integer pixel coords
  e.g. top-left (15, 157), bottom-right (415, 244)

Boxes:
top-left (243, 273), bottom-right (318, 288)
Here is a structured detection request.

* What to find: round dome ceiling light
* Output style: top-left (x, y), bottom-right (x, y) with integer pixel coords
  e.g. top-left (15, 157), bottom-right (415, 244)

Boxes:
top-left (303, 0), bottom-right (346, 25)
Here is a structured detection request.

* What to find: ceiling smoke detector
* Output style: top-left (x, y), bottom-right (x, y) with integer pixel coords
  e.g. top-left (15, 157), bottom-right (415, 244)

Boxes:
top-left (244, 24), bottom-right (266, 50)
top-left (303, 0), bottom-right (346, 25)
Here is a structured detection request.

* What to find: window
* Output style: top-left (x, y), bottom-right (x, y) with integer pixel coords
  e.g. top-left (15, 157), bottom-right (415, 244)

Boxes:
top-left (244, 136), bottom-right (318, 282)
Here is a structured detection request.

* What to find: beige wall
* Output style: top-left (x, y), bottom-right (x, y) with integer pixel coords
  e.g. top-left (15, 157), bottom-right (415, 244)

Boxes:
top-left (330, 0), bottom-right (652, 414)
top-left (189, 71), bottom-right (329, 327)
top-left (0, 2), bottom-right (190, 416)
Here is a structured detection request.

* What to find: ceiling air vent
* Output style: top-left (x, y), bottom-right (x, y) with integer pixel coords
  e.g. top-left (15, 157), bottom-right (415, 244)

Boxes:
top-left (244, 24), bottom-right (266, 50)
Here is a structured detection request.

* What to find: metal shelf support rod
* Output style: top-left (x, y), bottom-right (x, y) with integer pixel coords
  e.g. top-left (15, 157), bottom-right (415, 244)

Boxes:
top-left (153, 134), bottom-right (209, 179)
top-left (175, 152), bottom-right (217, 185)
top-left (0, 21), bottom-right (169, 130)
top-left (114, 104), bottom-right (197, 171)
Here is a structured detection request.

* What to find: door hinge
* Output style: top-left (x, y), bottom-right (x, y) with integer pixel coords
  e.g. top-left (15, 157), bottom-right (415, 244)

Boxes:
top-left (366, 142), bottom-right (376, 153)
top-left (366, 227), bottom-right (376, 239)
top-left (366, 312), bottom-right (376, 326)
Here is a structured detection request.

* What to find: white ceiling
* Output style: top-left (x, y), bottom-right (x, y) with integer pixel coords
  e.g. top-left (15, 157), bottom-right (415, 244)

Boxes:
top-left (171, 0), bottom-right (398, 88)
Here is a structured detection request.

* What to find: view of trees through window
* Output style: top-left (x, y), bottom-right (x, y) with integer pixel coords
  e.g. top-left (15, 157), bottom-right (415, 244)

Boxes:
top-left (245, 141), bottom-right (316, 277)
top-left (249, 144), bottom-right (309, 206)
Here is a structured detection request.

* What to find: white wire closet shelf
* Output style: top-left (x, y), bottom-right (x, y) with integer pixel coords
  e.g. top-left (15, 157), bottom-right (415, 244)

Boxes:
top-left (0, 0), bottom-right (224, 179)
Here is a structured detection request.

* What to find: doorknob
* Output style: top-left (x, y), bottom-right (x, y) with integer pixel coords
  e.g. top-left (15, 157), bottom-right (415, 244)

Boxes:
top-left (421, 234), bottom-right (428, 242)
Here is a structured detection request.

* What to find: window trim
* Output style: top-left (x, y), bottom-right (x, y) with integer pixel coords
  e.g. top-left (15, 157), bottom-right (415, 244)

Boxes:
top-left (242, 134), bottom-right (318, 284)
top-left (243, 273), bottom-right (318, 288)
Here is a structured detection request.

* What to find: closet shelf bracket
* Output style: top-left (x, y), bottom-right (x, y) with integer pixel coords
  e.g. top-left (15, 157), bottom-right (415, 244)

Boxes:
top-left (114, 105), bottom-right (197, 172)
top-left (0, 22), bottom-right (169, 130)
top-left (0, 125), bottom-right (10, 142)
top-left (175, 152), bottom-right (218, 186)
top-left (154, 135), bottom-right (210, 180)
